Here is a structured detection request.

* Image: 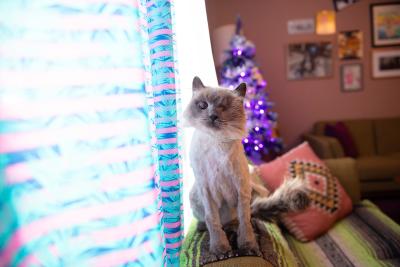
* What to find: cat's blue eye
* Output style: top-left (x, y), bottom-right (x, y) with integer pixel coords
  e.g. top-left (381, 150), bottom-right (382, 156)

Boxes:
top-left (197, 101), bottom-right (208, 110)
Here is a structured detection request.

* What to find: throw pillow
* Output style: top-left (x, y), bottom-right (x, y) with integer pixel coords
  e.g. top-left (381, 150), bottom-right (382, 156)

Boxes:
top-left (325, 122), bottom-right (358, 158)
top-left (258, 142), bottom-right (353, 242)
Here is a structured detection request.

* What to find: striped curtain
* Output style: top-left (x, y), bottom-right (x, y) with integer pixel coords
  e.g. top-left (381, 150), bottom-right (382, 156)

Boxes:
top-left (0, 0), bottom-right (182, 266)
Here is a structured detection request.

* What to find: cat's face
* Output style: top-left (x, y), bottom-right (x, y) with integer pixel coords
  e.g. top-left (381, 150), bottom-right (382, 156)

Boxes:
top-left (184, 77), bottom-right (247, 140)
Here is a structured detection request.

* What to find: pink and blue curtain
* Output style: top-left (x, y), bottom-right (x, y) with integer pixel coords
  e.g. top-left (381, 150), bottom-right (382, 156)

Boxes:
top-left (0, 0), bottom-right (182, 266)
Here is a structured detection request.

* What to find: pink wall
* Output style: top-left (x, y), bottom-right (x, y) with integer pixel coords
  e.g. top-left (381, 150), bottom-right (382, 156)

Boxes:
top-left (206, 0), bottom-right (400, 149)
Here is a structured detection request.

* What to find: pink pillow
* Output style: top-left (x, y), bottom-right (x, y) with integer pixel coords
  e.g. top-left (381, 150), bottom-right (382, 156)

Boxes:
top-left (258, 142), bottom-right (353, 242)
top-left (325, 122), bottom-right (359, 158)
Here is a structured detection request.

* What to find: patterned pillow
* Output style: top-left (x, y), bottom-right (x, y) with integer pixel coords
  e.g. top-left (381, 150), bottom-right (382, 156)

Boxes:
top-left (258, 142), bottom-right (353, 242)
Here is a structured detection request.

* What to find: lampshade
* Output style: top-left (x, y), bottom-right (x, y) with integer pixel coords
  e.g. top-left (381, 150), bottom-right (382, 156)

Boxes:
top-left (211, 24), bottom-right (235, 67)
top-left (316, 10), bottom-right (336, 35)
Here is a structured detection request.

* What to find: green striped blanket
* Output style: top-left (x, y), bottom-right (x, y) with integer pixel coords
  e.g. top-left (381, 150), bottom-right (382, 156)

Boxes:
top-left (181, 200), bottom-right (400, 267)
top-left (286, 200), bottom-right (400, 267)
top-left (180, 218), bottom-right (297, 267)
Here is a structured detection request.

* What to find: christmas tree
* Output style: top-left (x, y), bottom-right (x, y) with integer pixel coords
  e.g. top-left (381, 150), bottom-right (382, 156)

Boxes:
top-left (220, 17), bottom-right (284, 163)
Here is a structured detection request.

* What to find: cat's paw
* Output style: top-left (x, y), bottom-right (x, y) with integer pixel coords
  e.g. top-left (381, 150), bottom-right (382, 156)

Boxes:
top-left (210, 242), bottom-right (231, 255)
top-left (238, 237), bottom-right (258, 252)
top-left (209, 237), bottom-right (231, 254)
top-left (238, 240), bottom-right (259, 252)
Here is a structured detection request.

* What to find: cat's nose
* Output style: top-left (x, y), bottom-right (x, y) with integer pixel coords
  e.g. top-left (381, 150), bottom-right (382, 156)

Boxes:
top-left (209, 114), bottom-right (218, 122)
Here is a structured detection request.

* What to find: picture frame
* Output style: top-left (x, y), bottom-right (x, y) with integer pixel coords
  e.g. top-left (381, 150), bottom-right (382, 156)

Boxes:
top-left (338, 30), bottom-right (363, 60)
top-left (333, 0), bottom-right (360, 11)
top-left (341, 64), bottom-right (362, 92)
top-left (287, 42), bottom-right (333, 80)
top-left (371, 49), bottom-right (400, 79)
top-left (370, 2), bottom-right (400, 47)
top-left (287, 18), bottom-right (315, 35)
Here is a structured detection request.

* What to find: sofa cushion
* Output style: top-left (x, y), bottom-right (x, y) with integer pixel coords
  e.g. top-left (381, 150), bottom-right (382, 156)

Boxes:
top-left (343, 119), bottom-right (375, 157)
top-left (325, 122), bottom-right (359, 157)
top-left (324, 158), bottom-right (361, 204)
top-left (356, 156), bottom-right (400, 181)
top-left (258, 142), bottom-right (352, 242)
top-left (314, 119), bottom-right (375, 157)
top-left (374, 117), bottom-right (400, 156)
top-left (314, 121), bottom-right (328, 135)
top-left (361, 180), bottom-right (400, 197)
top-left (389, 152), bottom-right (400, 159)
top-left (304, 134), bottom-right (345, 159)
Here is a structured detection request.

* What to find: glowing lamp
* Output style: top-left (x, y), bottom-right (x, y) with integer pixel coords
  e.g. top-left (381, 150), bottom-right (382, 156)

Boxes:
top-left (316, 10), bottom-right (336, 35)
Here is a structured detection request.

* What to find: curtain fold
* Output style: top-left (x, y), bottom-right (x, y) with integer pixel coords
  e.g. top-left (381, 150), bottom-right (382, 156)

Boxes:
top-left (139, 0), bottom-right (183, 265)
top-left (0, 0), bottom-right (182, 266)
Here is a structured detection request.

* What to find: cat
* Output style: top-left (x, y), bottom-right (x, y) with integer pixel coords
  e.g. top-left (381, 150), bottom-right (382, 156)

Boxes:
top-left (184, 76), bottom-right (309, 254)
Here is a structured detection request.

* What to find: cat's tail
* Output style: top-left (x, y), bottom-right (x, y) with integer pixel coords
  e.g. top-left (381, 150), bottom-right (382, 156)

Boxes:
top-left (251, 178), bottom-right (310, 222)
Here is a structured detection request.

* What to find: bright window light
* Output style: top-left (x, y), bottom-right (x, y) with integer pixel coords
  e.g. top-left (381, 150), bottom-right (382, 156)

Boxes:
top-left (173, 0), bottom-right (218, 234)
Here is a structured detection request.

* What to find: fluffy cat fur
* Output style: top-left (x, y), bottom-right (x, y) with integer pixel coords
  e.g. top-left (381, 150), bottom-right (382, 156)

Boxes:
top-left (184, 77), bottom-right (309, 254)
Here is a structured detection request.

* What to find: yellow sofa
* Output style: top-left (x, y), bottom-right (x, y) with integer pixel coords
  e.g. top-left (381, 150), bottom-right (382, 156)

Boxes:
top-left (304, 117), bottom-right (400, 197)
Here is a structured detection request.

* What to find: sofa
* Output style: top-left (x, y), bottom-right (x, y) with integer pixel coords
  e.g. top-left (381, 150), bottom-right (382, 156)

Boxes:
top-left (304, 117), bottom-right (400, 197)
top-left (180, 158), bottom-right (400, 266)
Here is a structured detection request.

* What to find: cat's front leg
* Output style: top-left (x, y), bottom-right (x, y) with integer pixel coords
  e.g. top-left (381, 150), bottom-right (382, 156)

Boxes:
top-left (237, 184), bottom-right (258, 252)
top-left (202, 189), bottom-right (231, 254)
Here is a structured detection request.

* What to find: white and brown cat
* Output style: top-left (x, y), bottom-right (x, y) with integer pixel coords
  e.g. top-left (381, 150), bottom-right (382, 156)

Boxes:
top-left (184, 77), bottom-right (309, 254)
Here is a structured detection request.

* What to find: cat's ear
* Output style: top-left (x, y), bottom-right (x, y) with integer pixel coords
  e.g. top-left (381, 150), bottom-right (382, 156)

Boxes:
top-left (234, 83), bottom-right (247, 98)
top-left (192, 76), bottom-right (205, 92)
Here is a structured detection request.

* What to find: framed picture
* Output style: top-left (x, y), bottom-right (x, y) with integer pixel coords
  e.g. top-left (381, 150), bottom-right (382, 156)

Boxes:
top-left (287, 42), bottom-right (333, 80)
top-left (372, 49), bottom-right (400, 78)
top-left (338, 30), bottom-right (363, 60)
top-left (333, 0), bottom-right (360, 11)
top-left (287, 18), bottom-right (315, 35)
top-left (341, 64), bottom-right (362, 92)
top-left (370, 2), bottom-right (400, 47)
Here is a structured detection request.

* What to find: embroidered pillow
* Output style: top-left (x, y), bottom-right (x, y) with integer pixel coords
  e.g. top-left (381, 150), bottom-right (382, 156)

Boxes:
top-left (258, 142), bottom-right (353, 242)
